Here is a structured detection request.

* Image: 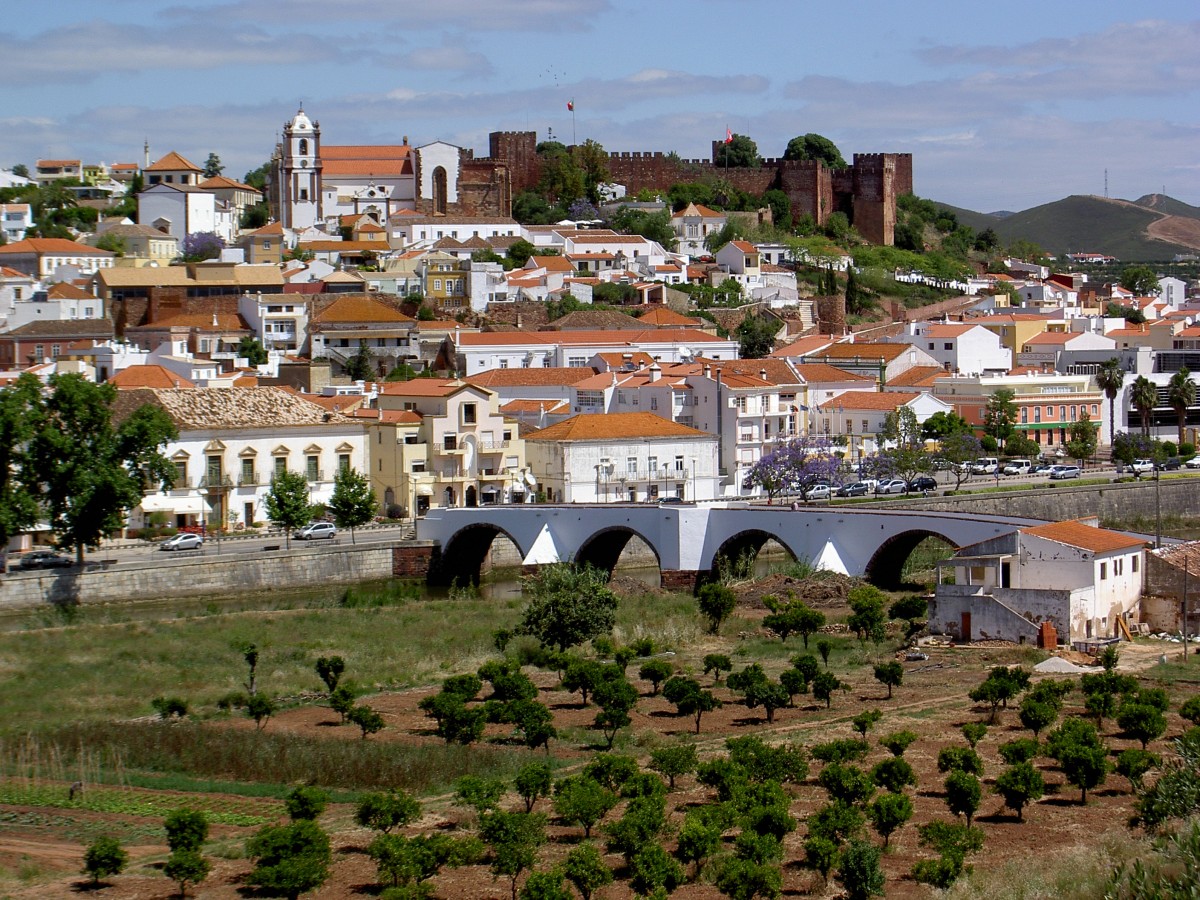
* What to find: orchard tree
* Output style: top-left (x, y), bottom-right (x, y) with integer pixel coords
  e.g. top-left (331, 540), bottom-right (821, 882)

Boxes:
top-left (838, 838), bottom-right (885, 900)
top-left (514, 762), bottom-right (553, 813)
top-left (697, 584), bottom-right (737, 634)
top-left (847, 585), bottom-right (888, 643)
top-left (355, 790), bottom-right (421, 833)
top-left (328, 466), bottom-right (377, 543)
top-left (32, 375), bottom-right (177, 565)
top-left (518, 563), bottom-right (617, 651)
top-left (246, 819), bottom-right (332, 899)
top-left (553, 776), bottom-right (618, 838)
top-left (873, 662), bottom-right (904, 699)
top-left (868, 791), bottom-right (913, 847)
top-left (347, 704), bottom-right (385, 739)
top-left (944, 770), bottom-right (982, 827)
top-left (164, 850), bottom-right (210, 897)
top-left (563, 842), bottom-right (613, 900)
top-left (993, 762), bottom-right (1044, 821)
top-left (83, 836), bottom-right (128, 885)
top-left (264, 470), bottom-right (312, 548)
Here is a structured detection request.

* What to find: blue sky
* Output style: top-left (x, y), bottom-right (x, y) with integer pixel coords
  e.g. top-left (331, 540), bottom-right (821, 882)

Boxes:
top-left (3, 1), bottom-right (1197, 212)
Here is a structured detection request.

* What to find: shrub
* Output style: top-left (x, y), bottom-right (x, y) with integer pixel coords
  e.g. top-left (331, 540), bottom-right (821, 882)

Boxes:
top-left (871, 757), bottom-right (917, 794)
top-left (838, 838), bottom-right (885, 900)
top-left (246, 819), bottom-right (331, 899)
top-left (629, 843), bottom-right (683, 896)
top-left (285, 786), bottom-right (329, 821)
top-left (811, 738), bottom-right (870, 764)
top-left (152, 696), bottom-right (189, 719)
top-left (355, 790), bottom-right (421, 833)
top-left (998, 737), bottom-right (1041, 765)
top-left (454, 776), bottom-right (506, 815)
top-left (83, 835), bottom-right (127, 884)
top-left (697, 583), bottom-right (737, 634)
top-left (880, 730), bottom-right (918, 757)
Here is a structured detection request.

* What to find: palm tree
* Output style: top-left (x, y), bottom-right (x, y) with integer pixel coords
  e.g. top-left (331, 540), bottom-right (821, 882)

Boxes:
top-left (1130, 375), bottom-right (1158, 439)
top-left (1167, 367), bottom-right (1196, 446)
top-left (1095, 358), bottom-right (1125, 447)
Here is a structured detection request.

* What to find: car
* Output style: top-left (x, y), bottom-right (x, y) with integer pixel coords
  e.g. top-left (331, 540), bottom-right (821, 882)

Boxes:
top-left (1129, 458), bottom-right (1155, 475)
top-left (836, 481), bottom-right (872, 497)
top-left (296, 521), bottom-right (337, 540)
top-left (969, 457), bottom-right (1000, 476)
top-left (1155, 457), bottom-right (1182, 471)
top-left (1031, 463), bottom-right (1054, 475)
top-left (160, 532), bottom-right (203, 551)
top-left (1185, 456), bottom-right (1200, 469)
top-left (657, 496), bottom-right (686, 505)
top-left (907, 476), bottom-right (938, 493)
top-left (802, 483), bottom-right (832, 501)
top-left (15, 550), bottom-right (73, 570)
top-left (875, 478), bottom-right (908, 495)
top-left (930, 457), bottom-right (952, 471)
top-left (1003, 459), bottom-right (1032, 476)
top-left (1049, 465), bottom-right (1081, 480)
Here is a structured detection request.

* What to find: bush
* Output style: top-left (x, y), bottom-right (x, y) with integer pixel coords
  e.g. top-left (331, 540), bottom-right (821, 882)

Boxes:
top-left (838, 838), bottom-right (885, 900)
top-left (246, 819), bottom-right (331, 899)
top-left (83, 835), bottom-right (128, 884)
top-left (356, 790), bottom-right (421, 833)
top-left (163, 849), bottom-right (210, 897)
top-left (880, 730), bottom-right (918, 757)
top-left (164, 808), bottom-right (208, 852)
top-left (698, 583), bottom-right (737, 634)
top-left (285, 786), bottom-right (329, 821)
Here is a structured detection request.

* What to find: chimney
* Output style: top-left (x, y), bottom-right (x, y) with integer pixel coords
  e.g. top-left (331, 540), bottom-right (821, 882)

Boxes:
top-left (759, 368), bottom-right (767, 382)
top-left (648, 363), bottom-right (661, 382)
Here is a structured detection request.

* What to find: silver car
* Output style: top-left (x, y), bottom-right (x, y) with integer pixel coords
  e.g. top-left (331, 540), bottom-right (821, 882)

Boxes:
top-left (296, 521), bottom-right (337, 540)
top-left (160, 532), bottom-right (203, 551)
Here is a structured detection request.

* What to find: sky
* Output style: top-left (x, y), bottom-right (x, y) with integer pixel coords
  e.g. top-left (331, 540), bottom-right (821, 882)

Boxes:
top-left (2, 0), bottom-right (1197, 213)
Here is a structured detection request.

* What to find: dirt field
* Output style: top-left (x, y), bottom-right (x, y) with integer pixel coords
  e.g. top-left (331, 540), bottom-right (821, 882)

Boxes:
top-left (1, 583), bottom-right (1194, 899)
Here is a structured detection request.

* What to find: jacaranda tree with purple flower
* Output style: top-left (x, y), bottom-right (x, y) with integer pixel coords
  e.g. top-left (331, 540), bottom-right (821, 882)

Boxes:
top-left (743, 436), bottom-right (840, 503)
top-left (181, 231), bottom-right (225, 263)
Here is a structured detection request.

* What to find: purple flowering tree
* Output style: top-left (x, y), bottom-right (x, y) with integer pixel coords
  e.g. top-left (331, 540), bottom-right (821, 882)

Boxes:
top-left (181, 231), bottom-right (225, 262)
top-left (743, 436), bottom-right (840, 504)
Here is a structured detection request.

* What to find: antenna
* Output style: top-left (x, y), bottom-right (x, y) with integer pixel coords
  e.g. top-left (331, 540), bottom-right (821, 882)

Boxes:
top-left (1104, 169), bottom-right (1108, 199)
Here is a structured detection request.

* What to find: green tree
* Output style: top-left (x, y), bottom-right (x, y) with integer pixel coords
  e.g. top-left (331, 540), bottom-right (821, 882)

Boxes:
top-left (514, 762), bottom-right (553, 813)
top-left (1167, 367), bottom-right (1196, 446)
top-left (868, 791), bottom-right (913, 847)
top-left (164, 808), bottom-right (208, 852)
top-left (164, 849), bottom-right (209, 897)
top-left (1066, 411), bottom-right (1099, 464)
top-left (237, 335), bottom-right (269, 365)
top-left (479, 811), bottom-right (547, 900)
top-left (95, 231), bottom-right (126, 256)
top-left (593, 673), bottom-right (639, 748)
top-left (873, 662), bottom-right (904, 699)
top-left (203, 153), bottom-right (223, 177)
top-left (518, 563), bottom-right (617, 651)
top-left (1096, 357), bottom-right (1126, 447)
top-left (83, 835), bottom-right (128, 885)
top-left (998, 737), bottom-right (1041, 765)
top-left (264, 470), bottom-right (312, 548)
top-left (937, 746), bottom-right (983, 776)
top-left (993, 761), bottom-right (1044, 821)
top-left (1115, 748), bottom-right (1159, 794)
top-left (246, 819), bottom-right (332, 900)
top-left (983, 388), bottom-right (1019, 449)
top-left (736, 314), bottom-right (778, 359)
top-left (563, 842), bottom-right (612, 900)
top-left (871, 757), bottom-right (917, 794)
top-left (455, 776), bottom-right (506, 816)
top-left (245, 694), bottom-right (275, 731)
top-left (1060, 742), bottom-right (1110, 804)
top-left (1119, 265), bottom-right (1160, 295)
top-left (703, 653), bottom-right (733, 682)
top-left (852, 709), bottom-right (884, 739)
top-left (715, 133), bottom-right (761, 168)
top-left (347, 703), bottom-right (385, 739)
top-left (285, 786), bottom-right (328, 821)
top-left (344, 339), bottom-right (374, 381)
top-left (630, 843), bottom-right (683, 896)
top-left (30, 375), bottom-right (177, 565)
top-left (698, 583), bottom-right (737, 634)
top-left (649, 744), bottom-right (698, 790)
top-left (847, 585), bottom-right (888, 643)
top-left (819, 763), bottom-right (875, 806)
top-left (838, 838), bottom-right (885, 900)
top-left (1117, 703), bottom-right (1168, 750)
top-left (639, 659), bottom-right (674, 696)
top-left (355, 790), bottom-right (421, 833)
top-left (944, 770), bottom-right (982, 827)
top-left (1018, 697), bottom-right (1058, 737)
top-left (520, 869), bottom-right (571, 900)
top-left (676, 810), bottom-right (722, 880)
top-left (553, 776), bottom-right (618, 838)
top-left (611, 207), bottom-right (677, 250)
top-left (783, 133), bottom-right (847, 169)
top-left (1131, 375), bottom-right (1158, 438)
top-left (921, 410), bottom-right (972, 439)
top-left (328, 466), bottom-right (376, 543)
top-left (880, 730), bottom-right (918, 757)
top-left (962, 722), bottom-right (988, 749)
top-left (314, 655), bottom-right (344, 694)
top-left (812, 670), bottom-right (845, 708)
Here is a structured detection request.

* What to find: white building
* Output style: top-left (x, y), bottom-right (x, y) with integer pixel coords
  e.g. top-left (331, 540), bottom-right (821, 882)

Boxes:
top-left (524, 412), bottom-right (720, 503)
top-left (895, 322), bottom-right (1012, 375)
top-left (670, 202), bottom-right (726, 257)
top-left (138, 183), bottom-right (235, 244)
top-left (115, 386), bottom-right (368, 531)
top-left (930, 519), bottom-right (1146, 644)
top-left (1, 204), bottom-right (33, 243)
top-left (0, 238), bottom-right (115, 278)
top-left (238, 292), bottom-right (311, 354)
top-left (814, 390), bottom-right (953, 461)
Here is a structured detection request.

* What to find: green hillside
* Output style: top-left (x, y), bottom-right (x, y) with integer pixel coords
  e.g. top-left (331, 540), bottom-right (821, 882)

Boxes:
top-left (1134, 193), bottom-right (1200, 220)
top-left (930, 202), bottom-right (1000, 233)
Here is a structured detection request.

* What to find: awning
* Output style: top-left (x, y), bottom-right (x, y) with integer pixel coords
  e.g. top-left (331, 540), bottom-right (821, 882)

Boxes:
top-left (415, 485), bottom-right (433, 497)
top-left (139, 495), bottom-right (207, 514)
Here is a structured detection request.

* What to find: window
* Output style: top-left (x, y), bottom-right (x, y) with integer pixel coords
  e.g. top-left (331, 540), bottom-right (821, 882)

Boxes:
top-left (735, 397), bottom-right (747, 413)
top-left (1100, 562), bottom-right (1108, 580)
top-left (263, 240), bottom-right (271, 251)
top-left (299, 189), bottom-right (308, 201)
top-left (675, 455), bottom-right (685, 471)
top-left (862, 419), bottom-right (869, 433)
top-left (568, 356), bottom-right (587, 367)
top-left (173, 461), bottom-right (187, 488)
top-left (33, 344), bottom-right (44, 358)
top-left (433, 280), bottom-right (441, 291)
top-left (1132, 556), bottom-right (1139, 572)
top-left (274, 457), bottom-right (287, 477)
top-left (650, 396), bottom-right (658, 410)
top-left (338, 454), bottom-right (350, 474)
top-left (626, 456), bottom-right (637, 475)
top-left (1020, 407), bottom-right (1028, 424)
top-left (1034, 407), bottom-right (1041, 423)
top-left (1059, 406), bottom-right (1066, 422)
top-left (928, 343), bottom-right (934, 350)
top-left (50, 344), bottom-right (61, 359)
top-left (499, 359), bottom-right (508, 368)
top-left (241, 458), bottom-right (255, 484)
top-left (462, 403), bottom-right (477, 425)
top-left (944, 343), bottom-right (952, 350)
top-left (411, 460), bottom-right (426, 473)
top-left (206, 455), bottom-right (222, 483)
top-left (306, 455), bottom-right (319, 481)
top-left (443, 434), bottom-right (457, 451)
top-left (503, 430), bottom-right (512, 441)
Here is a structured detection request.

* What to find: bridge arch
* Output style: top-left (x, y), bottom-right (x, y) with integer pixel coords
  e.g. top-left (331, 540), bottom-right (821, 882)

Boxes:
top-left (433, 523), bottom-right (526, 586)
top-left (573, 526), bottom-right (662, 578)
top-left (863, 529), bottom-right (958, 590)
top-left (711, 528), bottom-right (799, 579)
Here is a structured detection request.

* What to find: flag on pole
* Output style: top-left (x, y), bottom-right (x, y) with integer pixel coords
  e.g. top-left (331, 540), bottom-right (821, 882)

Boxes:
top-left (724, 127), bottom-right (733, 144)
top-left (567, 100), bottom-right (574, 111)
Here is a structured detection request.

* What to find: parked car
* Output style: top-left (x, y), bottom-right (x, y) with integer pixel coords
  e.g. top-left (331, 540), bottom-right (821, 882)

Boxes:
top-left (907, 475), bottom-right (938, 493)
top-left (875, 478), bottom-right (908, 495)
top-left (1185, 456), bottom-right (1200, 469)
top-left (1031, 463), bottom-right (1054, 475)
top-left (969, 457), bottom-right (1000, 475)
top-left (802, 483), bottom-right (832, 501)
top-left (1155, 457), bottom-right (1182, 471)
top-left (296, 521), bottom-right (337, 540)
top-left (1129, 458), bottom-right (1155, 475)
top-left (15, 550), bottom-right (73, 569)
top-left (1003, 459), bottom-right (1032, 476)
top-left (836, 481), bottom-right (872, 497)
top-left (160, 532), bottom-right (203, 551)
top-left (1049, 465), bottom-right (1082, 480)
top-left (930, 457), bottom-right (952, 471)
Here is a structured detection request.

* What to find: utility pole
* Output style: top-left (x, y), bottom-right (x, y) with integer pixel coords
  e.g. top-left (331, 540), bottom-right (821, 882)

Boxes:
top-left (1184, 556), bottom-right (1190, 664)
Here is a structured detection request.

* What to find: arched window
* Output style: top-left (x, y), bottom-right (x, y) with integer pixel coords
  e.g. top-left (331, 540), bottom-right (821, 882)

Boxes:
top-left (432, 166), bottom-right (447, 215)
top-left (298, 138), bottom-right (309, 155)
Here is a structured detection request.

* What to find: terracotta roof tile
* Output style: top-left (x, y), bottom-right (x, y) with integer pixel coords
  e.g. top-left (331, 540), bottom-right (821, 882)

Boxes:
top-left (108, 365), bottom-right (195, 389)
top-left (886, 366), bottom-right (945, 387)
top-left (831, 390), bottom-right (918, 410)
top-left (469, 367), bottom-right (596, 387)
top-left (146, 151), bottom-right (201, 172)
top-left (525, 412), bottom-right (714, 442)
top-left (113, 387), bottom-right (360, 430)
top-left (0, 238), bottom-right (114, 256)
top-left (1021, 519), bottom-right (1147, 554)
top-left (637, 307), bottom-right (702, 327)
top-left (790, 363), bottom-right (872, 383)
top-left (310, 294), bottom-right (413, 325)
top-left (807, 342), bottom-right (910, 362)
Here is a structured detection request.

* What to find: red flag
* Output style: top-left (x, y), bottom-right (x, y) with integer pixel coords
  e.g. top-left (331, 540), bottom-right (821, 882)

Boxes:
top-left (724, 127), bottom-right (733, 144)
top-left (567, 100), bottom-right (574, 111)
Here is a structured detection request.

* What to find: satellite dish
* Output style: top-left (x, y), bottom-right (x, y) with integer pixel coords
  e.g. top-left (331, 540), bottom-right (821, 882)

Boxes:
top-left (679, 346), bottom-right (692, 359)
top-left (524, 471), bottom-right (537, 487)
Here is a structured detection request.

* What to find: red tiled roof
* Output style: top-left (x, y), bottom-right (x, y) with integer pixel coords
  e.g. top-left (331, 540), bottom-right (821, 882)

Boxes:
top-left (146, 151), bottom-right (201, 172)
top-left (1020, 520), bottom-right (1147, 554)
top-left (0, 238), bottom-right (114, 256)
top-left (832, 390), bottom-right (918, 410)
top-left (525, 412), bottom-right (713, 442)
top-left (108, 365), bottom-right (195, 389)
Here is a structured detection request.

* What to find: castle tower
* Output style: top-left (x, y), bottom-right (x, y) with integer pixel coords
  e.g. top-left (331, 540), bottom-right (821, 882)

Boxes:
top-left (275, 107), bottom-right (323, 230)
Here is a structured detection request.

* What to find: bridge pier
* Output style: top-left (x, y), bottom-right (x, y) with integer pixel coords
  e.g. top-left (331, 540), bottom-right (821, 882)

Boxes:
top-left (660, 570), bottom-right (702, 593)
top-left (393, 542), bottom-right (437, 579)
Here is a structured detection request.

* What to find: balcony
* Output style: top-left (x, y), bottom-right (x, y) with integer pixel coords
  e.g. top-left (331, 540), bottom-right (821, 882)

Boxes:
top-left (237, 472), bottom-right (259, 487)
top-left (198, 474), bottom-right (234, 490)
top-left (305, 469), bottom-right (326, 483)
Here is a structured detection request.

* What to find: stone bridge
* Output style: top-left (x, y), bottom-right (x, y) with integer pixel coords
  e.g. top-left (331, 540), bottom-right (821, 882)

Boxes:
top-left (417, 504), bottom-right (1046, 591)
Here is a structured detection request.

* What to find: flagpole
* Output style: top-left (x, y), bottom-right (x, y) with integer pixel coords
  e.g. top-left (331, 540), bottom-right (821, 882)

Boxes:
top-left (570, 99), bottom-right (576, 147)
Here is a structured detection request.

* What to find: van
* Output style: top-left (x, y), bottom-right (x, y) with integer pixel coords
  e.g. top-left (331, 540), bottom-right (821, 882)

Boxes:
top-left (970, 457), bottom-right (999, 475)
top-left (1002, 459), bottom-right (1031, 476)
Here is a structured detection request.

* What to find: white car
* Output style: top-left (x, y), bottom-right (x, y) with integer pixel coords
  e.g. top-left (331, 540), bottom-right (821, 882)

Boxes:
top-left (802, 483), bottom-right (832, 501)
top-left (295, 521), bottom-right (337, 540)
top-left (160, 532), bottom-right (203, 551)
top-left (1049, 465), bottom-right (1081, 480)
top-left (1185, 456), bottom-right (1200, 469)
top-left (1128, 458), bottom-right (1155, 475)
top-left (875, 478), bottom-right (908, 495)
top-left (1003, 459), bottom-right (1031, 476)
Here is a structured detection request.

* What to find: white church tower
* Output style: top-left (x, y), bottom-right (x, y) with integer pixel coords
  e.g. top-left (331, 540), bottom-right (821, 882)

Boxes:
top-left (275, 107), bottom-right (322, 230)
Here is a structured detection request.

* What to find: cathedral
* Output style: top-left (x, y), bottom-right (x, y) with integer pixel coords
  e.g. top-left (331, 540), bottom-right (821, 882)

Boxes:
top-left (268, 107), bottom-right (490, 231)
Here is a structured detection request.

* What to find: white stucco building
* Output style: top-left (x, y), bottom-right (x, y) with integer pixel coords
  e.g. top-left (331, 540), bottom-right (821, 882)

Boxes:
top-left (895, 322), bottom-right (1012, 375)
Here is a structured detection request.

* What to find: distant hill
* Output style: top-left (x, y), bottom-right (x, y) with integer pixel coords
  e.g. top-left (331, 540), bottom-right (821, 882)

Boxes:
top-left (933, 194), bottom-right (1200, 261)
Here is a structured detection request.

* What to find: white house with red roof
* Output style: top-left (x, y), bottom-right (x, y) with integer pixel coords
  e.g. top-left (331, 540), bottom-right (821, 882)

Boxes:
top-left (1017, 330), bottom-right (1116, 369)
top-left (0, 266), bottom-right (40, 309)
top-left (0, 238), bottom-right (115, 278)
top-left (1, 204), bottom-right (33, 243)
top-left (714, 240), bottom-right (762, 289)
top-left (930, 518), bottom-right (1146, 644)
top-left (671, 202), bottom-right (727, 256)
top-left (815, 389), bottom-right (952, 461)
top-left (524, 411), bottom-right (720, 503)
top-left (895, 321), bottom-right (1012, 375)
